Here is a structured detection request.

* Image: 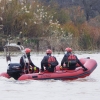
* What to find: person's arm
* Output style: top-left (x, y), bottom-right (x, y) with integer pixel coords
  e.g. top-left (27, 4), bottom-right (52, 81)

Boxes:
top-left (61, 54), bottom-right (68, 66)
top-left (77, 57), bottom-right (88, 71)
top-left (61, 55), bottom-right (65, 66)
top-left (20, 57), bottom-right (25, 69)
top-left (20, 56), bottom-right (28, 73)
top-left (41, 56), bottom-right (48, 64)
top-left (41, 56), bottom-right (47, 71)
top-left (28, 57), bottom-right (40, 72)
top-left (29, 58), bottom-right (36, 67)
top-left (41, 62), bottom-right (44, 71)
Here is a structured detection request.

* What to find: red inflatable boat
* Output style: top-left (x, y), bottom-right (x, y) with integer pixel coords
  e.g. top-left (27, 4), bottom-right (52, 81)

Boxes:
top-left (0, 58), bottom-right (97, 81)
top-left (0, 42), bottom-right (97, 81)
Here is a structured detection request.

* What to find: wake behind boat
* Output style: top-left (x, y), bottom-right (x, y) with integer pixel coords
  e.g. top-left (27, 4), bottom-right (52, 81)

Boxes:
top-left (0, 42), bottom-right (97, 81)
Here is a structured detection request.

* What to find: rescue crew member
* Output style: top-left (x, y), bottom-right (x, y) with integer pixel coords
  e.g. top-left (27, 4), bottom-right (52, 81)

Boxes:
top-left (41, 49), bottom-right (59, 72)
top-left (20, 48), bottom-right (39, 73)
top-left (61, 47), bottom-right (88, 71)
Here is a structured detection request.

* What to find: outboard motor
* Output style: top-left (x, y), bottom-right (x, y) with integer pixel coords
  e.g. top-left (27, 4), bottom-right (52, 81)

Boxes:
top-left (7, 63), bottom-right (22, 80)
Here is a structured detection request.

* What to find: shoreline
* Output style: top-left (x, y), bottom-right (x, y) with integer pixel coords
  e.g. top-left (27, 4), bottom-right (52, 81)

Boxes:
top-left (0, 50), bottom-right (100, 56)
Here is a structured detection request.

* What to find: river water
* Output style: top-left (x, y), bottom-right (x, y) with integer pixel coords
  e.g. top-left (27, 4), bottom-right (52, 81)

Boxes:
top-left (0, 53), bottom-right (100, 100)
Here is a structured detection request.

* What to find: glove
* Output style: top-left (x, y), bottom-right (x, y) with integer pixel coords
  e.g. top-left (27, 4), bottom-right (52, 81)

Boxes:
top-left (60, 66), bottom-right (63, 69)
top-left (83, 68), bottom-right (88, 71)
top-left (29, 67), bottom-right (32, 70)
top-left (34, 67), bottom-right (37, 71)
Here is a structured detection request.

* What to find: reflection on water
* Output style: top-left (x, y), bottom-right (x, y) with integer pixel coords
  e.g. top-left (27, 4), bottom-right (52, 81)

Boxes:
top-left (0, 54), bottom-right (100, 100)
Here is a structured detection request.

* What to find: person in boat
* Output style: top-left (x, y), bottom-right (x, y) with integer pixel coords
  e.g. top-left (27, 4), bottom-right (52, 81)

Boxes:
top-left (41, 49), bottom-right (59, 72)
top-left (61, 47), bottom-right (88, 71)
top-left (20, 48), bottom-right (39, 73)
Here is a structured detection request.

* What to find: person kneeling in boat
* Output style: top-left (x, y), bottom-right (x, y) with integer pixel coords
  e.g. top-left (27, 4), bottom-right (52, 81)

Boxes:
top-left (41, 49), bottom-right (59, 72)
top-left (61, 47), bottom-right (88, 71)
top-left (20, 48), bottom-right (39, 74)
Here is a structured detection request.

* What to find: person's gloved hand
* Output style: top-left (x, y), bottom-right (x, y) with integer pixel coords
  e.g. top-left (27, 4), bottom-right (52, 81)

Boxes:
top-left (34, 66), bottom-right (37, 71)
top-left (60, 66), bottom-right (63, 69)
top-left (83, 68), bottom-right (88, 71)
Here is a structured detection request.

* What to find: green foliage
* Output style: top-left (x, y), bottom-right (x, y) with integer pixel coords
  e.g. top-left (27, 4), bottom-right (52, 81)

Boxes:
top-left (68, 6), bottom-right (86, 25)
top-left (78, 33), bottom-right (93, 50)
top-left (53, 9), bottom-right (70, 25)
top-left (96, 36), bottom-right (100, 49)
top-left (63, 22), bottom-right (79, 36)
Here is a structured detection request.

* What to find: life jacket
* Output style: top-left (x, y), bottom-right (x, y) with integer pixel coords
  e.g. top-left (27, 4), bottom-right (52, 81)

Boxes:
top-left (47, 56), bottom-right (57, 66)
top-left (48, 56), bottom-right (56, 62)
top-left (67, 54), bottom-right (77, 67)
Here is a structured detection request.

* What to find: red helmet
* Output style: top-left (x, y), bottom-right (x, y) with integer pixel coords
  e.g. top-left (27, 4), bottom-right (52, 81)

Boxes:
top-left (65, 47), bottom-right (72, 52)
top-left (25, 48), bottom-right (31, 53)
top-left (46, 49), bottom-right (52, 54)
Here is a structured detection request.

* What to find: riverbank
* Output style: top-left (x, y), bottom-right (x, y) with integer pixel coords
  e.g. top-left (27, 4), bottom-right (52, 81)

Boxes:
top-left (0, 50), bottom-right (100, 57)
